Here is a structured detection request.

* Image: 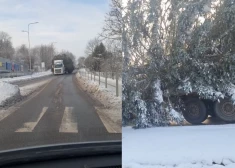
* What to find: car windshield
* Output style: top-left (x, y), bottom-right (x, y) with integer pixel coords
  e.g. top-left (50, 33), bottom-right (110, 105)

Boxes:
top-left (0, 0), bottom-right (121, 153)
top-left (54, 64), bottom-right (63, 68)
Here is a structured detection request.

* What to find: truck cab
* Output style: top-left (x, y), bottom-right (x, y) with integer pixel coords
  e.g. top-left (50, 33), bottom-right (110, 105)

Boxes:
top-left (53, 60), bottom-right (65, 75)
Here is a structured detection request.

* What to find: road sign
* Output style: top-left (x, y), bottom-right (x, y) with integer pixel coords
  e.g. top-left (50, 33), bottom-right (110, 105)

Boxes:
top-left (41, 62), bottom-right (45, 68)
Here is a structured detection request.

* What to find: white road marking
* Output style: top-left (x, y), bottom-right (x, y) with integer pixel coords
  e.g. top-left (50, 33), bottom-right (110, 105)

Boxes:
top-left (59, 107), bottom-right (78, 133)
top-left (95, 107), bottom-right (120, 133)
top-left (15, 107), bottom-right (48, 132)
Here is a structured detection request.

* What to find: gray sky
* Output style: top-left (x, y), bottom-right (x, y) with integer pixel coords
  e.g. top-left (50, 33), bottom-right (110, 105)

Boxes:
top-left (0, 0), bottom-right (109, 58)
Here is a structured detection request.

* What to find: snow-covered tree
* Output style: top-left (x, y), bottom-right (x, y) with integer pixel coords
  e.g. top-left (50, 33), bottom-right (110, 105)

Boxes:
top-left (0, 31), bottom-right (15, 59)
top-left (100, 0), bottom-right (122, 41)
top-left (122, 0), bottom-right (235, 128)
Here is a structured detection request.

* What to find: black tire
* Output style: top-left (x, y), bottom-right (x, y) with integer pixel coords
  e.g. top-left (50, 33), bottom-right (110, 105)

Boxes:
top-left (183, 98), bottom-right (208, 124)
top-left (214, 99), bottom-right (235, 122)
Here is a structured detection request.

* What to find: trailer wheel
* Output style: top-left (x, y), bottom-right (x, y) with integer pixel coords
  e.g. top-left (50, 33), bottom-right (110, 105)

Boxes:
top-left (214, 99), bottom-right (235, 122)
top-left (183, 98), bottom-right (208, 124)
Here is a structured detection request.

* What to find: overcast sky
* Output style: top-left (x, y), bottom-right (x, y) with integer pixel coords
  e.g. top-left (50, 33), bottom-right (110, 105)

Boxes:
top-left (0, 0), bottom-right (109, 59)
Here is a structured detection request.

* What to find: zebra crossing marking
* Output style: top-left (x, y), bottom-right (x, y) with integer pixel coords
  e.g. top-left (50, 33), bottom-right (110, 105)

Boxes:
top-left (15, 107), bottom-right (48, 132)
top-left (59, 107), bottom-right (78, 133)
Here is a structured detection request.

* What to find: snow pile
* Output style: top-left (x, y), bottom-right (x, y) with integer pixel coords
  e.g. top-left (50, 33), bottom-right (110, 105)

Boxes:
top-left (0, 71), bottom-right (52, 83)
top-left (126, 162), bottom-right (235, 168)
top-left (178, 79), bottom-right (192, 94)
top-left (20, 79), bottom-right (51, 96)
top-left (76, 72), bottom-right (121, 133)
top-left (123, 78), bottom-right (184, 128)
top-left (169, 108), bottom-right (184, 124)
top-left (0, 82), bottom-right (20, 106)
top-left (98, 75), bottom-right (122, 87)
top-left (153, 80), bottom-right (163, 103)
top-left (226, 84), bottom-right (235, 104)
top-left (76, 72), bottom-right (121, 108)
top-left (123, 125), bottom-right (235, 168)
top-left (177, 79), bottom-right (225, 101)
top-left (0, 74), bottom-right (52, 107)
top-left (178, 80), bottom-right (235, 104)
top-left (79, 69), bottom-right (122, 95)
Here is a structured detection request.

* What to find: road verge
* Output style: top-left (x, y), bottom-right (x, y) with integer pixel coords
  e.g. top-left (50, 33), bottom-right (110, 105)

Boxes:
top-left (0, 82), bottom-right (21, 107)
top-left (75, 72), bottom-right (121, 133)
top-left (0, 78), bottom-right (52, 108)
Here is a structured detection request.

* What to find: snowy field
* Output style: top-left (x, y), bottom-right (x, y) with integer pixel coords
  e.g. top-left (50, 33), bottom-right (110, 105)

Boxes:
top-left (0, 71), bottom-right (52, 83)
top-left (123, 125), bottom-right (235, 168)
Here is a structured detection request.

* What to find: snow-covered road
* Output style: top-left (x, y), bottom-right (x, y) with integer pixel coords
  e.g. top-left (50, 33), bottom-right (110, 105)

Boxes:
top-left (123, 125), bottom-right (235, 168)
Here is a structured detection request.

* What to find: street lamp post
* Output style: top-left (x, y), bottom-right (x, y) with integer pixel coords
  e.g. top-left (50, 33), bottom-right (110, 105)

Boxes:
top-left (51, 41), bottom-right (57, 61)
top-left (51, 42), bottom-right (57, 56)
top-left (51, 42), bottom-right (57, 51)
top-left (22, 22), bottom-right (39, 72)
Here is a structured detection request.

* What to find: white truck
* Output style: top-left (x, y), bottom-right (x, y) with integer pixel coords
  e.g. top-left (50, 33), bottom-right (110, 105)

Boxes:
top-left (52, 60), bottom-right (65, 75)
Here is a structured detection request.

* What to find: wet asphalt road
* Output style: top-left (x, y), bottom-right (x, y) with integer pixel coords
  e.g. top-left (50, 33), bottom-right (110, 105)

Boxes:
top-left (0, 73), bottom-right (121, 151)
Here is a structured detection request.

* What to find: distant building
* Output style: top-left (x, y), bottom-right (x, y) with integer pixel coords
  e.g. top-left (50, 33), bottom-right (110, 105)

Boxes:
top-left (0, 57), bottom-right (29, 73)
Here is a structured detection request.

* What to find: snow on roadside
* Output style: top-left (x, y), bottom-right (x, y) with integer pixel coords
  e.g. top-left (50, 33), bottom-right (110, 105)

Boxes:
top-left (0, 76), bottom-right (52, 107)
top-left (76, 72), bottom-right (121, 133)
top-left (169, 108), bottom-right (184, 124)
top-left (126, 162), bottom-right (235, 168)
top-left (0, 82), bottom-right (20, 106)
top-left (19, 79), bottom-right (51, 96)
top-left (79, 68), bottom-right (122, 88)
top-left (123, 125), bottom-right (235, 168)
top-left (153, 80), bottom-right (163, 103)
top-left (226, 83), bottom-right (235, 104)
top-left (96, 75), bottom-right (122, 87)
top-left (0, 71), bottom-right (52, 83)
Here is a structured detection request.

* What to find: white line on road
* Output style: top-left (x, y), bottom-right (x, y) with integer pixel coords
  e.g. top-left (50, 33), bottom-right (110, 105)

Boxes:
top-left (15, 107), bottom-right (48, 132)
top-left (95, 107), bottom-right (120, 133)
top-left (59, 107), bottom-right (78, 133)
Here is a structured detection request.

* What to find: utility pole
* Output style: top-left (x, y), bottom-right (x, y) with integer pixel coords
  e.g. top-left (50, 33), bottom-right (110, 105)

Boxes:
top-left (51, 42), bottom-right (57, 58)
top-left (22, 22), bottom-right (39, 72)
